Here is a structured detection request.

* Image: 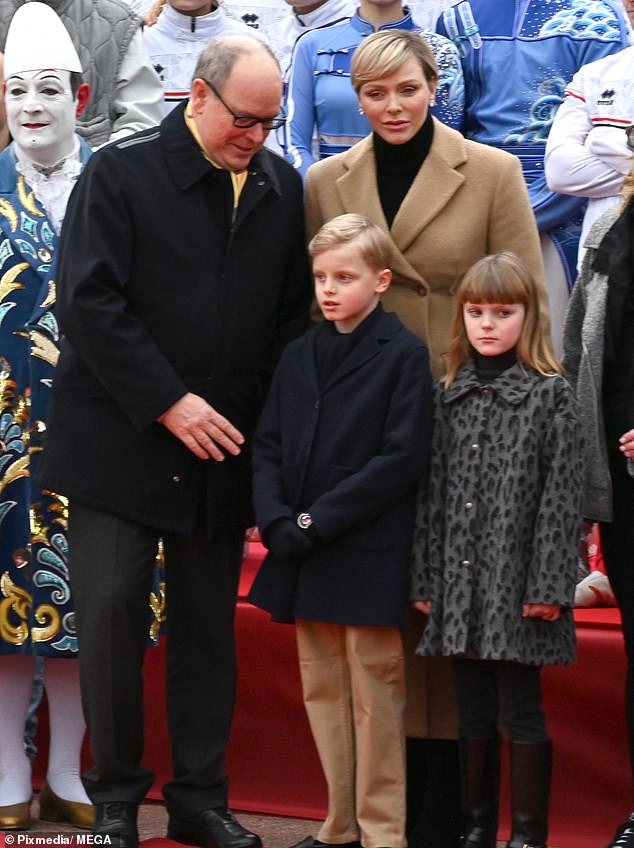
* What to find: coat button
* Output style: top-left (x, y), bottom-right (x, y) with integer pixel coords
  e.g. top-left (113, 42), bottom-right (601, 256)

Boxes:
top-left (417, 285), bottom-right (427, 297)
top-left (462, 560), bottom-right (472, 568)
top-left (470, 443), bottom-right (480, 452)
top-left (481, 387), bottom-right (493, 396)
top-left (465, 501), bottom-right (473, 509)
top-left (172, 475), bottom-right (181, 483)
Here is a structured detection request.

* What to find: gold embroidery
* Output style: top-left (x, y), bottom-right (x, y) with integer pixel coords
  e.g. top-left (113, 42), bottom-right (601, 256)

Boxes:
top-left (40, 281), bottom-right (56, 311)
top-left (149, 579), bottom-right (167, 644)
top-left (0, 262), bottom-right (28, 303)
top-left (30, 329), bottom-right (59, 367)
top-left (0, 572), bottom-right (31, 645)
top-left (46, 492), bottom-right (69, 530)
top-left (0, 198), bottom-right (18, 232)
top-left (0, 454), bottom-right (30, 496)
top-left (17, 176), bottom-right (45, 219)
top-left (32, 603), bottom-right (60, 642)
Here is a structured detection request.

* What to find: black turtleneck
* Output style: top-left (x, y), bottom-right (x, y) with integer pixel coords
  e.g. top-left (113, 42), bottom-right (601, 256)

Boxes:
top-left (373, 114), bottom-right (434, 228)
top-left (473, 348), bottom-right (517, 382)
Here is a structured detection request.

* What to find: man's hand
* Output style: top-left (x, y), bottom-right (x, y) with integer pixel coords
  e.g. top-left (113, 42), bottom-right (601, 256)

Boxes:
top-left (413, 600), bottom-right (432, 615)
top-left (522, 604), bottom-right (561, 621)
top-left (160, 393), bottom-right (245, 461)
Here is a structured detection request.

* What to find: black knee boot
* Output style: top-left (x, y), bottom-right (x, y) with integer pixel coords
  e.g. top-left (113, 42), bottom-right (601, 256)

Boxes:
top-left (505, 739), bottom-right (552, 848)
top-left (459, 736), bottom-right (500, 848)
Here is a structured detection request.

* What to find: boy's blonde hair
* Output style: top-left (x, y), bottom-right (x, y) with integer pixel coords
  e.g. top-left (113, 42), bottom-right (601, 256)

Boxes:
top-left (350, 30), bottom-right (438, 94)
top-left (444, 251), bottom-right (561, 386)
top-left (308, 213), bottom-right (393, 271)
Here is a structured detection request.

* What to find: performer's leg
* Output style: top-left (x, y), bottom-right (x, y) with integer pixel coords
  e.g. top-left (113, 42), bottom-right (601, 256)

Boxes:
top-left (161, 524), bottom-right (245, 817)
top-left (296, 619), bottom-right (359, 844)
top-left (67, 502), bottom-right (159, 804)
top-left (0, 655), bottom-right (35, 806)
top-left (43, 658), bottom-right (91, 804)
top-left (348, 626), bottom-right (406, 848)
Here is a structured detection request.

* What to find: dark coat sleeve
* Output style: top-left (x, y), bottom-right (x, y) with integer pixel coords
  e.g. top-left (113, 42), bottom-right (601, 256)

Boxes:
top-left (56, 150), bottom-right (188, 431)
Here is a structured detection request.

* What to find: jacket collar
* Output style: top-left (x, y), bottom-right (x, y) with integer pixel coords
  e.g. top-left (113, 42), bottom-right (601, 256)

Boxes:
top-left (161, 102), bottom-right (283, 195)
top-left (441, 359), bottom-right (543, 406)
top-left (349, 7), bottom-right (417, 34)
top-left (302, 307), bottom-right (404, 392)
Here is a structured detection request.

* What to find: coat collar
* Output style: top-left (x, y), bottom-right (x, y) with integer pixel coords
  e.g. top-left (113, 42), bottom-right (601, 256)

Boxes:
top-left (441, 359), bottom-right (543, 406)
top-left (302, 307), bottom-right (405, 393)
top-left (332, 119), bottom-right (468, 278)
top-left (161, 102), bottom-right (283, 196)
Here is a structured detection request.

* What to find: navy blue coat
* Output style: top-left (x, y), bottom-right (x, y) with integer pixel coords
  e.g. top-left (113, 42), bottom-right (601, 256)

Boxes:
top-left (248, 308), bottom-right (433, 627)
top-left (40, 103), bottom-right (311, 535)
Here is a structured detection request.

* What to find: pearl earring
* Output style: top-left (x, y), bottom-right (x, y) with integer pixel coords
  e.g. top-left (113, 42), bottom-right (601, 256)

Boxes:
top-left (358, 106), bottom-right (365, 115)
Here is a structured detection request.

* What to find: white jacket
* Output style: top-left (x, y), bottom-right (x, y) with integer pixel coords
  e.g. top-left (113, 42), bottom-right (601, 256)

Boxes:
top-left (143, 2), bottom-right (265, 114)
top-left (545, 45), bottom-right (634, 264)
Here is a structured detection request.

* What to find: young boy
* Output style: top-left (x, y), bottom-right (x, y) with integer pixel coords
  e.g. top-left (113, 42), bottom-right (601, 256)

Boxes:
top-left (248, 213), bottom-right (433, 848)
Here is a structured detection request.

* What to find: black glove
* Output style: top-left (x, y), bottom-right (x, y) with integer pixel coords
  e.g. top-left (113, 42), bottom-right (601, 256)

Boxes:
top-left (266, 518), bottom-right (313, 559)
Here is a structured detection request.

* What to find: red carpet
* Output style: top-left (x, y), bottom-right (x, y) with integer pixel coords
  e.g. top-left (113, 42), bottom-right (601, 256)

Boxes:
top-left (33, 544), bottom-right (630, 848)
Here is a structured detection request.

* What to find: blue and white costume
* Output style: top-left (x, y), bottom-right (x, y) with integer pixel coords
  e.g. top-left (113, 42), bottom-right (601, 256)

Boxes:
top-left (437, 0), bottom-right (629, 349)
top-left (284, 9), bottom-right (465, 178)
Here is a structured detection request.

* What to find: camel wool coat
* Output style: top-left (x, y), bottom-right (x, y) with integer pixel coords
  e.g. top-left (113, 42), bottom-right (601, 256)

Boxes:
top-left (306, 118), bottom-right (546, 379)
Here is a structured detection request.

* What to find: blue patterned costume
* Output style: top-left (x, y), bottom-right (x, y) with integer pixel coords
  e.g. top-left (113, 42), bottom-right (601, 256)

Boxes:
top-left (0, 142), bottom-right (165, 658)
top-left (284, 9), bottom-right (465, 177)
top-left (437, 0), bottom-right (629, 289)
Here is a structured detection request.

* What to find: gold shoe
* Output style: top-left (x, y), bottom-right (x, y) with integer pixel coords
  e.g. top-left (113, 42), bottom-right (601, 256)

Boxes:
top-left (0, 801), bottom-right (31, 830)
top-left (38, 782), bottom-right (95, 829)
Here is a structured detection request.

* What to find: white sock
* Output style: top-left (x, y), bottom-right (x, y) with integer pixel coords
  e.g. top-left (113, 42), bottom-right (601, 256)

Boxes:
top-left (44, 659), bottom-right (91, 805)
top-left (0, 655), bottom-right (34, 805)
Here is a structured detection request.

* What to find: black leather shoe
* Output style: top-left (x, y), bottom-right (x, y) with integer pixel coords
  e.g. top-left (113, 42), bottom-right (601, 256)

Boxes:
top-left (167, 808), bottom-right (262, 848)
top-left (93, 802), bottom-right (139, 848)
top-left (289, 839), bottom-right (362, 848)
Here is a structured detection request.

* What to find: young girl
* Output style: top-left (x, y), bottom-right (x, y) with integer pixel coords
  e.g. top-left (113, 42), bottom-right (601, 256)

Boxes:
top-left (411, 251), bottom-right (582, 848)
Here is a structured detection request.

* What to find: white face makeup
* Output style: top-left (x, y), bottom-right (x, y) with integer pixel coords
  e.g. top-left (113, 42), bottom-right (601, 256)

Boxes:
top-left (5, 68), bottom-right (77, 166)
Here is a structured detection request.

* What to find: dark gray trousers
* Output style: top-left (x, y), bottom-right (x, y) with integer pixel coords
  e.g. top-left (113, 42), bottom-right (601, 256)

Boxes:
top-left (68, 501), bottom-right (244, 816)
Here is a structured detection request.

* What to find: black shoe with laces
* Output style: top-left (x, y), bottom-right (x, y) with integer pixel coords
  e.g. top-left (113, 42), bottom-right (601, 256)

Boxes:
top-left (606, 816), bottom-right (634, 848)
top-left (93, 802), bottom-right (139, 848)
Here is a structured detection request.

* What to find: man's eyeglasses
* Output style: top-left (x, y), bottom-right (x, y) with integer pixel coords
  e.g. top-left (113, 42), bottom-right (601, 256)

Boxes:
top-left (201, 78), bottom-right (286, 131)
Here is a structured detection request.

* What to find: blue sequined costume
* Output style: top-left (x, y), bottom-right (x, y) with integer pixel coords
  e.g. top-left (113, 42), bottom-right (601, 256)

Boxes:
top-left (437, 0), bottom-right (629, 287)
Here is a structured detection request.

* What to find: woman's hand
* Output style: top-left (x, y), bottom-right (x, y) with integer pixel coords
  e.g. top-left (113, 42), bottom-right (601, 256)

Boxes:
top-left (619, 429), bottom-right (634, 460)
top-left (143, 0), bottom-right (165, 26)
top-left (522, 604), bottom-right (561, 621)
top-left (413, 600), bottom-right (432, 615)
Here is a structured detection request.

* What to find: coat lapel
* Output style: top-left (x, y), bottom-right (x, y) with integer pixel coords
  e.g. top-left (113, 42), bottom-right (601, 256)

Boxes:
top-left (335, 136), bottom-right (388, 231)
top-left (390, 120), bottom-right (467, 255)
top-left (321, 310), bottom-right (401, 392)
top-left (333, 122), bottom-right (469, 283)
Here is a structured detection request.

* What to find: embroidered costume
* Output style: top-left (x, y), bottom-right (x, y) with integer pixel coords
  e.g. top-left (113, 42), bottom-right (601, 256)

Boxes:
top-left (0, 141), bottom-right (91, 657)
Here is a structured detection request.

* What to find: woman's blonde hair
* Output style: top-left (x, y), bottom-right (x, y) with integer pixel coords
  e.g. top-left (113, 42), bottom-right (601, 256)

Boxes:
top-left (350, 29), bottom-right (438, 94)
top-left (444, 251), bottom-right (561, 386)
top-left (308, 213), bottom-right (393, 271)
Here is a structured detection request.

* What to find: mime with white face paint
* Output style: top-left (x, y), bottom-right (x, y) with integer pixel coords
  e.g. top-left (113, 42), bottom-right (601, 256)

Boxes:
top-left (0, 2), bottom-right (95, 833)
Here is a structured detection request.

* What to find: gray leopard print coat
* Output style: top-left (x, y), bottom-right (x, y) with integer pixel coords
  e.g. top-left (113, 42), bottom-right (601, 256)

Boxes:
top-left (411, 360), bottom-right (582, 666)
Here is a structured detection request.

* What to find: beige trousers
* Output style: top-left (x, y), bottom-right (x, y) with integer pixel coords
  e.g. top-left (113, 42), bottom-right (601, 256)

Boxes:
top-left (296, 620), bottom-right (407, 848)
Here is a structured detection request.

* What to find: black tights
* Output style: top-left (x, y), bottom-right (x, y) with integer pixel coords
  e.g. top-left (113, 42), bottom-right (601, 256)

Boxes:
top-left (455, 658), bottom-right (548, 742)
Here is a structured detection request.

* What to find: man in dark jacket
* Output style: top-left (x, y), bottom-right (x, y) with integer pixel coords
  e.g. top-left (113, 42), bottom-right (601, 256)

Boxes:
top-left (41, 35), bottom-right (311, 848)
